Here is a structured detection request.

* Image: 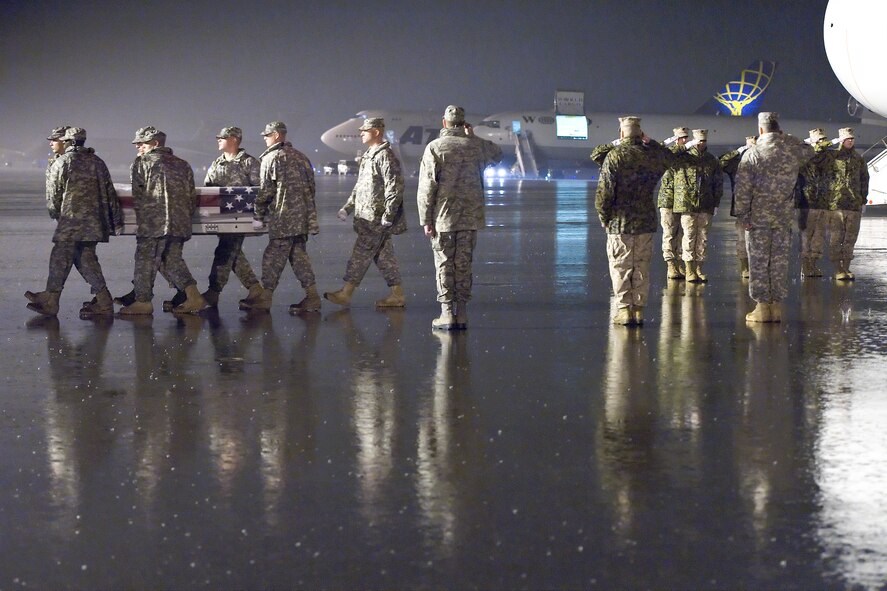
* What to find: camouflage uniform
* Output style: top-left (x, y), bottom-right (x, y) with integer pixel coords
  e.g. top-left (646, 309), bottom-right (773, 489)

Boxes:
top-left (657, 144), bottom-right (688, 263)
top-left (590, 142), bottom-right (615, 166)
top-left (673, 146), bottom-right (723, 262)
top-left (595, 135), bottom-right (671, 309)
top-left (734, 132), bottom-right (811, 303)
top-left (795, 143), bottom-right (834, 266)
top-left (45, 143), bottom-right (122, 293)
top-left (720, 147), bottom-right (748, 260)
top-left (254, 140), bottom-right (318, 290)
top-left (131, 146), bottom-right (199, 303)
top-left (340, 140), bottom-right (406, 286)
top-left (417, 126), bottom-right (503, 304)
top-left (827, 145), bottom-right (869, 266)
top-left (204, 148), bottom-right (261, 292)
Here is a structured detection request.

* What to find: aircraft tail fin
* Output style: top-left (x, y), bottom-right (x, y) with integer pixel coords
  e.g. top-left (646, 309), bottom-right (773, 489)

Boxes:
top-left (695, 60), bottom-right (778, 116)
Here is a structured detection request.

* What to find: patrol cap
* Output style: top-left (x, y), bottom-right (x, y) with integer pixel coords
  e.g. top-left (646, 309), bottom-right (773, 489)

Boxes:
top-left (444, 105), bottom-right (466, 125)
top-left (46, 126), bottom-right (69, 141)
top-left (358, 117), bottom-right (385, 131)
top-left (808, 128), bottom-right (827, 143)
top-left (692, 129), bottom-right (708, 141)
top-left (619, 116), bottom-right (642, 137)
top-left (838, 127), bottom-right (855, 140)
top-left (757, 112), bottom-right (778, 127)
top-left (262, 121), bottom-right (287, 136)
top-left (673, 127), bottom-right (689, 138)
top-left (216, 126), bottom-right (242, 139)
top-left (132, 126), bottom-right (166, 144)
top-left (62, 127), bottom-right (87, 142)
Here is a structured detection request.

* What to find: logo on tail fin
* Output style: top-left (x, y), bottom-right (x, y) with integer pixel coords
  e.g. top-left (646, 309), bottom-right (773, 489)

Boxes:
top-left (697, 60), bottom-right (778, 117)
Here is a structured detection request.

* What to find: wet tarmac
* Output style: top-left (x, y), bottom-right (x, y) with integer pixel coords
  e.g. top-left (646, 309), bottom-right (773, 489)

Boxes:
top-left (2, 170), bottom-right (887, 589)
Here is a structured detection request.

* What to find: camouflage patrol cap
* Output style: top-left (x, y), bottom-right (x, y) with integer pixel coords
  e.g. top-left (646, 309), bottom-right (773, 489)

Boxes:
top-left (47, 126), bottom-right (70, 141)
top-left (358, 117), bottom-right (385, 131)
top-left (838, 127), bottom-right (855, 140)
top-left (757, 112), bottom-right (778, 127)
top-left (673, 127), bottom-right (689, 138)
top-left (692, 129), bottom-right (708, 141)
top-left (61, 127), bottom-right (87, 142)
top-left (808, 128), bottom-right (827, 143)
top-left (619, 116), bottom-right (642, 137)
top-left (217, 126), bottom-right (242, 139)
top-left (132, 126), bottom-right (165, 144)
top-left (262, 121), bottom-right (287, 136)
top-left (444, 105), bottom-right (466, 125)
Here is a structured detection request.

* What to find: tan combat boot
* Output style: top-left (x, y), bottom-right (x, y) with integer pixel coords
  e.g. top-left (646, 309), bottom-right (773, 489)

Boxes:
top-left (375, 285), bottom-right (405, 308)
top-left (845, 261), bottom-right (855, 280)
top-left (324, 282), bottom-right (356, 307)
top-left (27, 291), bottom-right (60, 316)
top-left (454, 301), bottom-right (468, 329)
top-left (739, 258), bottom-right (750, 279)
top-left (113, 289), bottom-right (136, 306)
top-left (119, 299), bottom-right (154, 315)
top-left (800, 258), bottom-right (813, 278)
top-left (239, 283), bottom-right (263, 310)
top-left (290, 285), bottom-right (322, 314)
top-left (768, 301), bottom-right (782, 322)
top-left (25, 290), bottom-right (48, 304)
top-left (202, 288), bottom-right (220, 308)
top-left (745, 302), bottom-right (771, 323)
top-left (247, 287), bottom-right (273, 311)
top-left (685, 261), bottom-right (700, 283)
top-left (432, 303), bottom-right (457, 330)
top-left (666, 261), bottom-right (683, 280)
top-left (694, 262), bottom-right (708, 282)
top-left (174, 284), bottom-right (207, 314)
top-left (631, 305), bottom-right (644, 325)
top-left (612, 306), bottom-right (633, 325)
top-left (80, 287), bottom-right (114, 317)
top-left (834, 260), bottom-right (849, 281)
top-left (162, 290), bottom-right (186, 312)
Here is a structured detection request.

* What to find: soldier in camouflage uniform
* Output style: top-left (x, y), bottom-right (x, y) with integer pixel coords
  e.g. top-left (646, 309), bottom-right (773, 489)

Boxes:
top-left (119, 126), bottom-right (206, 315)
top-left (244, 121), bottom-right (320, 314)
top-left (418, 105), bottom-right (503, 330)
top-left (595, 116), bottom-right (672, 326)
top-left (325, 117), bottom-right (407, 308)
top-left (202, 126), bottom-right (262, 308)
top-left (673, 129), bottom-right (723, 283)
top-left (25, 127), bottom-right (123, 317)
top-left (734, 112), bottom-right (812, 322)
top-left (795, 128), bottom-right (834, 278)
top-left (827, 127), bottom-right (869, 281)
top-left (719, 136), bottom-right (756, 279)
top-left (657, 127), bottom-right (689, 279)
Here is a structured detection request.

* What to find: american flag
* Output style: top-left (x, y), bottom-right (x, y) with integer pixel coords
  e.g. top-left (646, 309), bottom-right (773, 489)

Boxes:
top-left (219, 186), bottom-right (257, 213)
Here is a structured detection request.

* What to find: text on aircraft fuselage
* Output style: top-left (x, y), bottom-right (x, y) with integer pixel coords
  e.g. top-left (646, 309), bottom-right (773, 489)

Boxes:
top-left (399, 126), bottom-right (440, 145)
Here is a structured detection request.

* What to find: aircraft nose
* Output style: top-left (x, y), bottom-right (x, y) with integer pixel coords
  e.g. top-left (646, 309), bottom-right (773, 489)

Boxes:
top-left (321, 118), bottom-right (362, 152)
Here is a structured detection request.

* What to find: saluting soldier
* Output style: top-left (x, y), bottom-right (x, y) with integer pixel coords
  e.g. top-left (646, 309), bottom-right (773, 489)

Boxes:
top-left (796, 128), bottom-right (834, 278)
top-left (657, 126), bottom-right (690, 280)
top-left (827, 127), bottom-right (869, 280)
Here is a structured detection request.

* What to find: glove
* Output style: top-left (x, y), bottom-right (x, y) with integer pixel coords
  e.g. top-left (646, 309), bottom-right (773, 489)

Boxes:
top-left (611, 139), bottom-right (622, 146)
top-left (804, 138), bottom-right (813, 145)
top-left (252, 218), bottom-right (265, 231)
top-left (337, 208), bottom-right (348, 221)
top-left (685, 139), bottom-right (699, 149)
top-left (381, 219), bottom-right (393, 227)
top-left (737, 145), bottom-right (749, 155)
top-left (663, 135), bottom-right (677, 146)
top-left (831, 138), bottom-right (841, 145)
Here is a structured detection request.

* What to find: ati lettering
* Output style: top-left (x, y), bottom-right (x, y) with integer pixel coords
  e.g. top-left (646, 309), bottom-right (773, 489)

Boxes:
top-left (399, 126), bottom-right (440, 145)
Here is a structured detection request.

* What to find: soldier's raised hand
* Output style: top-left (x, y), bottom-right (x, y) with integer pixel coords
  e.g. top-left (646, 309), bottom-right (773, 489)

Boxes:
top-left (337, 208), bottom-right (348, 222)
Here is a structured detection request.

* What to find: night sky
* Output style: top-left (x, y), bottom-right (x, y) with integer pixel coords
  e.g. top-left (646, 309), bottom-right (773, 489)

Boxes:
top-left (1, 0), bottom-right (846, 162)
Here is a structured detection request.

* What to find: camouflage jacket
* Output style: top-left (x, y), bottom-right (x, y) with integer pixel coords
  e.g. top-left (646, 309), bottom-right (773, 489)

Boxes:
top-left (719, 148), bottom-right (742, 216)
top-left (795, 145), bottom-right (834, 210)
top-left (131, 146), bottom-right (198, 239)
top-left (255, 142), bottom-right (318, 239)
top-left (733, 133), bottom-right (812, 229)
top-left (590, 142), bottom-right (615, 166)
top-left (417, 127), bottom-right (503, 232)
top-left (656, 144), bottom-right (688, 209)
top-left (343, 141), bottom-right (406, 235)
top-left (829, 147), bottom-right (869, 211)
top-left (204, 148), bottom-right (261, 187)
top-left (672, 148), bottom-right (723, 214)
top-left (47, 145), bottom-right (122, 243)
top-left (595, 137), bottom-right (671, 235)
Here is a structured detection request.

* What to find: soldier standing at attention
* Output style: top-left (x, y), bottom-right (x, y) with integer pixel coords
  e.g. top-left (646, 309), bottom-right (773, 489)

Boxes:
top-left (203, 126), bottom-right (262, 308)
top-left (796, 128), bottom-right (834, 278)
top-left (595, 116), bottom-right (671, 326)
top-left (244, 121), bottom-right (321, 313)
top-left (325, 117), bottom-right (407, 308)
top-left (26, 127), bottom-right (123, 317)
top-left (719, 136), bottom-right (756, 279)
top-left (734, 112), bottom-right (812, 323)
top-left (673, 129), bottom-right (723, 283)
top-left (417, 105), bottom-right (503, 330)
top-left (827, 127), bottom-right (869, 281)
top-left (657, 127), bottom-right (690, 280)
top-left (119, 126), bottom-right (205, 315)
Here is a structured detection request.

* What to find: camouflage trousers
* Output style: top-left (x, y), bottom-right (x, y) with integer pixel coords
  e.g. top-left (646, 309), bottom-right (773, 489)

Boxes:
top-left (659, 208), bottom-right (683, 262)
top-left (343, 230), bottom-right (401, 287)
top-left (431, 230), bottom-right (477, 303)
top-left (745, 225), bottom-right (790, 303)
top-left (798, 208), bottom-right (829, 260)
top-left (262, 235), bottom-right (316, 290)
top-left (208, 234), bottom-right (258, 293)
top-left (680, 212), bottom-right (712, 262)
top-left (606, 233), bottom-right (653, 308)
top-left (735, 219), bottom-right (747, 259)
top-left (133, 237), bottom-right (197, 302)
top-left (827, 209), bottom-right (861, 263)
top-left (46, 241), bottom-right (106, 293)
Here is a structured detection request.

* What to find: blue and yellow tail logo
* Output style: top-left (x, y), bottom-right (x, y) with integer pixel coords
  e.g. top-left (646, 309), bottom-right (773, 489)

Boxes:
top-left (696, 60), bottom-right (778, 117)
